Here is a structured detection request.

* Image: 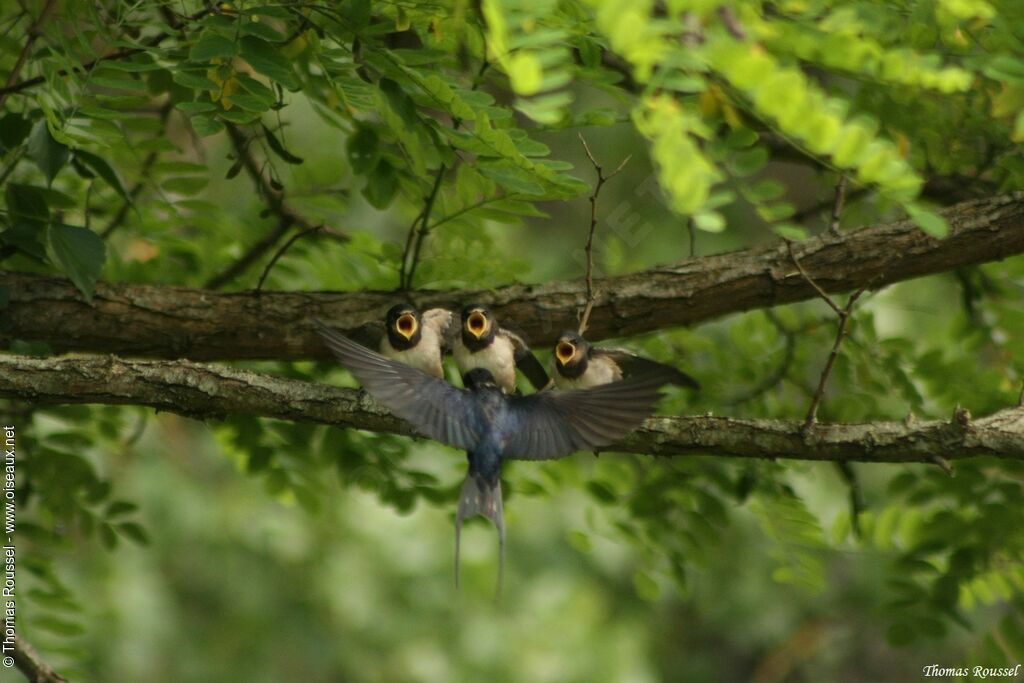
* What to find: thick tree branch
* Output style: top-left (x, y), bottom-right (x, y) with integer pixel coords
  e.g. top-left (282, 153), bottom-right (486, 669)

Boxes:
top-left (1, 355), bottom-right (1022, 463)
top-left (2, 193), bottom-right (1022, 361)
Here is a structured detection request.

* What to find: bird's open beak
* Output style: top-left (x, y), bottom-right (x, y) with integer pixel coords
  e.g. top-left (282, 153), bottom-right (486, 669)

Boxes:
top-left (556, 341), bottom-right (576, 365)
top-left (467, 311), bottom-right (488, 339)
top-left (396, 313), bottom-right (418, 340)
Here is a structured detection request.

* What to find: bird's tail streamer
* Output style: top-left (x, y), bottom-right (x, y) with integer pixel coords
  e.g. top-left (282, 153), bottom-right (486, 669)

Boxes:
top-left (455, 473), bottom-right (505, 598)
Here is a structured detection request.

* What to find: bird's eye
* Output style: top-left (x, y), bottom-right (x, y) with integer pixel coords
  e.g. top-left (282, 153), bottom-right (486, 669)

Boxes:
top-left (467, 311), bottom-right (488, 335)
top-left (396, 314), bottom-right (417, 338)
top-left (556, 342), bottom-right (576, 364)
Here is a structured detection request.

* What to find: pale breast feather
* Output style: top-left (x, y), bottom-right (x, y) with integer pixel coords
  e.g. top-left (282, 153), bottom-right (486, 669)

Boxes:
top-left (553, 355), bottom-right (621, 389)
top-left (454, 335), bottom-right (517, 392)
top-left (380, 330), bottom-right (444, 377)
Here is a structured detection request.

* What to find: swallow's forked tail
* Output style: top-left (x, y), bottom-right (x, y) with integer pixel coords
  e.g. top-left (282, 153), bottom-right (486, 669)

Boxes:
top-left (454, 473), bottom-right (505, 597)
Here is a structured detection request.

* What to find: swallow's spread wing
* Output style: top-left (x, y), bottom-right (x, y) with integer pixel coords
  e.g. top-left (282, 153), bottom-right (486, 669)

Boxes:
top-left (499, 327), bottom-right (550, 390)
top-left (316, 321), bottom-right (481, 450)
top-left (502, 370), bottom-right (666, 460)
top-left (593, 347), bottom-right (700, 390)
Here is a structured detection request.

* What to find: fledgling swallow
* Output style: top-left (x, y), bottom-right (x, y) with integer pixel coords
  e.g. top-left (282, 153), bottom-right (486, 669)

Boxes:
top-left (379, 304), bottom-right (453, 378)
top-left (552, 331), bottom-right (700, 391)
top-left (315, 321), bottom-right (669, 595)
top-left (452, 304), bottom-right (549, 393)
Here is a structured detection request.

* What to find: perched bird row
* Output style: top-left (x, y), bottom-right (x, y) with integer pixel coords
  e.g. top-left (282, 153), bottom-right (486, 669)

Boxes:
top-left (315, 303), bottom-right (699, 595)
top-left (377, 303), bottom-right (699, 393)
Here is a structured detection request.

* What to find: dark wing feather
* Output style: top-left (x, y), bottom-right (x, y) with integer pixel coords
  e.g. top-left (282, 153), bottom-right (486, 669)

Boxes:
top-left (499, 328), bottom-right (550, 390)
top-left (593, 347), bottom-right (700, 390)
top-left (502, 371), bottom-right (667, 460)
top-left (315, 321), bottom-right (481, 450)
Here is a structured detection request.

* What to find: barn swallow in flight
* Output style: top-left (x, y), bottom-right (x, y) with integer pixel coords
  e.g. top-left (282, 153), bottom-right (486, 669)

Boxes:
top-left (552, 331), bottom-right (700, 391)
top-left (379, 304), bottom-right (453, 378)
top-left (314, 321), bottom-right (668, 594)
top-left (452, 304), bottom-right (549, 393)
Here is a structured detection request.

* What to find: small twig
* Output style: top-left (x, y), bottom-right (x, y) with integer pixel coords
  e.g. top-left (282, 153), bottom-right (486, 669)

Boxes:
top-left (84, 180), bottom-right (93, 230)
top-left (0, 0), bottom-right (57, 110)
top-left (928, 454), bottom-right (955, 477)
top-left (398, 58), bottom-right (489, 290)
top-left (205, 123), bottom-right (346, 290)
top-left (687, 219), bottom-right (697, 258)
top-left (101, 101), bottom-right (173, 238)
top-left (13, 635), bottom-right (68, 683)
top-left (786, 241), bottom-right (843, 315)
top-left (727, 310), bottom-right (796, 406)
top-left (1018, 381), bottom-right (1023, 407)
top-left (254, 225), bottom-right (327, 292)
top-left (792, 246), bottom-right (872, 528)
top-left (207, 215), bottom-right (294, 289)
top-left (399, 165), bottom-right (445, 290)
top-left (717, 6), bottom-right (747, 40)
top-left (0, 6), bottom-right (215, 99)
top-left (788, 241), bottom-right (867, 429)
top-left (829, 175), bottom-right (847, 236)
top-left (835, 461), bottom-right (864, 538)
top-left (577, 133), bottom-right (630, 335)
top-left (791, 186), bottom-right (868, 226)
top-left (804, 287), bottom-right (865, 429)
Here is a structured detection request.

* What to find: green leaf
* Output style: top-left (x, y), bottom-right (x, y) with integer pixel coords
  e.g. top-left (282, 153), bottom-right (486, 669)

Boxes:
top-left (217, 108), bottom-right (262, 124)
top-left (240, 36), bottom-right (299, 90)
top-left (191, 115), bottom-right (225, 137)
top-left (379, 78), bottom-right (419, 127)
top-left (633, 571), bottom-right (661, 601)
top-left (362, 160), bottom-right (398, 209)
top-left (693, 211), bottom-right (726, 233)
top-left (74, 150), bottom-right (130, 201)
top-left (162, 176), bottom-right (208, 195)
top-left (27, 120), bottom-right (70, 186)
top-left (262, 124), bottom-right (304, 164)
top-left (45, 223), bottom-right (107, 301)
top-left (886, 622), bottom-right (918, 647)
top-left (5, 183), bottom-right (50, 225)
top-left (172, 70), bottom-right (219, 90)
top-left (567, 530), bottom-right (593, 553)
top-left (117, 522), bottom-right (150, 545)
top-left (345, 0), bottom-right (372, 29)
top-left (0, 112), bottom-right (33, 152)
top-left (773, 223), bottom-right (809, 241)
top-left (105, 501), bottom-right (139, 517)
top-left (906, 203), bottom-right (949, 238)
top-left (189, 33), bottom-right (238, 62)
top-left (240, 19), bottom-right (286, 43)
top-left (346, 127), bottom-right (380, 174)
top-left (175, 101), bottom-right (217, 113)
top-left (34, 615), bottom-right (86, 637)
top-left (226, 94), bottom-right (272, 113)
top-left (99, 523), bottom-right (118, 549)
top-left (586, 480), bottom-right (618, 504)
top-left (476, 161), bottom-right (545, 196)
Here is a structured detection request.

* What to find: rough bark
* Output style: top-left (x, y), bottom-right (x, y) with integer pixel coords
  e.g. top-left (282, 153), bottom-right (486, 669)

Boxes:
top-left (3, 193), bottom-right (1022, 361)
top-left (3, 355), bottom-right (1021, 463)
top-left (13, 636), bottom-right (68, 683)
